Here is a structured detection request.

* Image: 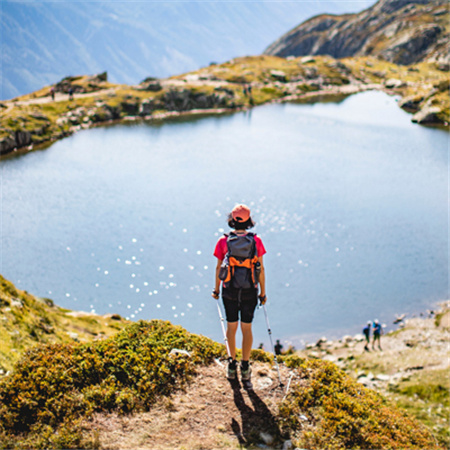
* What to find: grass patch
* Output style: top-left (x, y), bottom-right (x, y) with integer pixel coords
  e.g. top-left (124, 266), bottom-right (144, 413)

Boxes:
top-left (388, 369), bottom-right (450, 447)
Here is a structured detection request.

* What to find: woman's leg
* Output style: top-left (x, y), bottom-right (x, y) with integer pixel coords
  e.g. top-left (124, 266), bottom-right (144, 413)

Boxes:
top-left (241, 322), bottom-right (253, 361)
top-left (226, 321), bottom-right (239, 360)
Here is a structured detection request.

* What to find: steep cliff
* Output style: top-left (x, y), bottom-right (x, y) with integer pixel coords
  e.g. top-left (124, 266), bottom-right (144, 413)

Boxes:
top-left (264, 0), bottom-right (449, 66)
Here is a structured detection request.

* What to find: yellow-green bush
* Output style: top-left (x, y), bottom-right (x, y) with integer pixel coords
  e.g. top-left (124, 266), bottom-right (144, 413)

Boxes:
top-left (0, 320), bottom-right (225, 449)
top-left (278, 357), bottom-right (441, 449)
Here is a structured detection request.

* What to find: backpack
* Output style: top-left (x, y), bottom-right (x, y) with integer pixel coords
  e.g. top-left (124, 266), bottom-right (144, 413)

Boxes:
top-left (219, 232), bottom-right (260, 289)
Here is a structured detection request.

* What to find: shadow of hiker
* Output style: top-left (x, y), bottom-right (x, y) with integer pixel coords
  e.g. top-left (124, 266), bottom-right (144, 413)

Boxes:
top-left (228, 379), bottom-right (284, 447)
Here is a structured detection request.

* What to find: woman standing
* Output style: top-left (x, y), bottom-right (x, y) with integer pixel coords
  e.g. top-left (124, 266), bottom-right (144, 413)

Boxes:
top-left (212, 204), bottom-right (267, 381)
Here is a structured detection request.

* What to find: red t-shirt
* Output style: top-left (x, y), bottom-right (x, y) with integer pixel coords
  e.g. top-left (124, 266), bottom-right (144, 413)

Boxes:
top-left (213, 233), bottom-right (266, 261)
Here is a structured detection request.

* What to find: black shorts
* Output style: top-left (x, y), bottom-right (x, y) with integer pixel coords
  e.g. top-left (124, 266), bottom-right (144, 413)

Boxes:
top-left (222, 287), bottom-right (258, 323)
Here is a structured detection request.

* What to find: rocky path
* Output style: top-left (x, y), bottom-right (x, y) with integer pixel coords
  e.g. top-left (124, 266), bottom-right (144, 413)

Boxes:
top-left (87, 362), bottom-right (294, 449)
top-left (306, 310), bottom-right (449, 375)
top-left (3, 88), bottom-right (118, 110)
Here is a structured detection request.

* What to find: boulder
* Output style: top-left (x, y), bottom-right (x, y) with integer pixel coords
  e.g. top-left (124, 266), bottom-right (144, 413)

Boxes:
top-left (120, 101), bottom-right (140, 116)
top-left (270, 70), bottom-right (288, 82)
top-left (0, 136), bottom-right (16, 155)
top-left (139, 99), bottom-right (154, 116)
top-left (384, 78), bottom-right (405, 88)
top-left (96, 71), bottom-right (108, 82)
top-left (141, 81), bottom-right (162, 92)
top-left (91, 104), bottom-right (120, 122)
top-left (399, 96), bottom-right (423, 112)
top-left (15, 130), bottom-right (32, 147)
top-left (301, 56), bottom-right (316, 64)
top-left (412, 105), bottom-right (442, 124)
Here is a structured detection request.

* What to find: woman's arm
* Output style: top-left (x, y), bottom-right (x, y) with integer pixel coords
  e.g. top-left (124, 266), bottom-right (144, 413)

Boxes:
top-left (212, 259), bottom-right (222, 298)
top-left (258, 256), bottom-right (266, 297)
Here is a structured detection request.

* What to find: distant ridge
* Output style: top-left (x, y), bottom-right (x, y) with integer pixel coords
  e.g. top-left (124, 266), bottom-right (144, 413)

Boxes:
top-left (264, 0), bottom-right (449, 66)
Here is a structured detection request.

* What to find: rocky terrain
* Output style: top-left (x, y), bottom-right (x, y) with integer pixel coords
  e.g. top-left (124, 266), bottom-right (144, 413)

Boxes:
top-left (0, 53), bottom-right (448, 158)
top-left (264, 0), bottom-right (449, 67)
top-left (297, 302), bottom-right (450, 447)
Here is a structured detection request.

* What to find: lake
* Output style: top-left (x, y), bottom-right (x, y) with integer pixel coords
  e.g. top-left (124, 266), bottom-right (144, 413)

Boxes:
top-left (1, 91), bottom-right (448, 348)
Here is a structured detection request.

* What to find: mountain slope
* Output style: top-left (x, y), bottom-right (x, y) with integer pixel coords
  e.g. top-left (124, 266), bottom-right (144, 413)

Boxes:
top-left (264, 0), bottom-right (449, 66)
top-left (1, 0), bottom-right (375, 100)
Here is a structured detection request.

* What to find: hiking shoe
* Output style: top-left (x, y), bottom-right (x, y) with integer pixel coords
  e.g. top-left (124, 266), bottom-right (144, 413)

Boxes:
top-left (241, 364), bottom-right (252, 382)
top-left (227, 361), bottom-right (237, 380)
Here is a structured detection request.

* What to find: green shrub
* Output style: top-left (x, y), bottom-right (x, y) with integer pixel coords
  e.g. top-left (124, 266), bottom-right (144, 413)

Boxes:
top-left (278, 358), bottom-right (441, 449)
top-left (0, 320), bottom-right (225, 448)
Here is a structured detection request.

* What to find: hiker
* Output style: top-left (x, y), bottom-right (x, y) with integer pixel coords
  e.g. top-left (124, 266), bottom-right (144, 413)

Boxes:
top-left (372, 319), bottom-right (383, 350)
top-left (50, 87), bottom-right (55, 101)
top-left (363, 321), bottom-right (371, 351)
top-left (274, 339), bottom-right (283, 355)
top-left (212, 204), bottom-right (267, 382)
top-left (68, 87), bottom-right (74, 101)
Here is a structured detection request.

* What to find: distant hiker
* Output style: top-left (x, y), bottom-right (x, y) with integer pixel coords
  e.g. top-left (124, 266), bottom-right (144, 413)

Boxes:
top-left (247, 84), bottom-right (252, 95)
top-left (363, 321), bottom-right (371, 351)
top-left (68, 87), bottom-right (74, 101)
top-left (212, 204), bottom-right (267, 383)
top-left (258, 343), bottom-right (264, 350)
top-left (274, 339), bottom-right (283, 355)
top-left (243, 85), bottom-right (248, 96)
top-left (372, 319), bottom-right (383, 350)
top-left (50, 87), bottom-right (55, 101)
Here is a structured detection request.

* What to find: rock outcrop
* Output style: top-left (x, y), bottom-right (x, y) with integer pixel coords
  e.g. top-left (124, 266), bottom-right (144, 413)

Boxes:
top-left (264, 0), bottom-right (449, 66)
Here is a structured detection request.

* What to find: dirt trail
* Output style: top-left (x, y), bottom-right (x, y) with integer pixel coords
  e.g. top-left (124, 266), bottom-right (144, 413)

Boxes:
top-left (4, 88), bottom-right (119, 109)
top-left (87, 362), bottom-right (293, 450)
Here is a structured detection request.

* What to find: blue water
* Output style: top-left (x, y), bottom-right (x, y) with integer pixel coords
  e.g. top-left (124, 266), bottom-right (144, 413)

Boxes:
top-left (1, 91), bottom-right (448, 348)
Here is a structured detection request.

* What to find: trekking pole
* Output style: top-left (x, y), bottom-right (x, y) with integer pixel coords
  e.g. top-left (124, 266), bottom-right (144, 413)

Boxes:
top-left (262, 303), bottom-right (284, 387)
top-left (216, 298), bottom-right (232, 362)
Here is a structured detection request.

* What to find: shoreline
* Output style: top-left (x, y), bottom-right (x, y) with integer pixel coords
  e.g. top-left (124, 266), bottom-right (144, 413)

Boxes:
top-left (1, 55), bottom-right (448, 159)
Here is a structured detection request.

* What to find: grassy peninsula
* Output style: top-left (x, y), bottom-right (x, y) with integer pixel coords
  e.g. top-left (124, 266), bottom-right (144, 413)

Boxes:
top-left (1, 55), bottom-right (448, 157)
top-left (0, 275), bottom-right (448, 449)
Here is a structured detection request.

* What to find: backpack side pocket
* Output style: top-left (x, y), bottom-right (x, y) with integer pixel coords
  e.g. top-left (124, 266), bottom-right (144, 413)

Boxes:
top-left (218, 257), bottom-right (229, 281)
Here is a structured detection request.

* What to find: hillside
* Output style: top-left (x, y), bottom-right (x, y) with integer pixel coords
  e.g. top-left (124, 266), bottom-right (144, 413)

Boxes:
top-left (0, 275), bottom-right (129, 373)
top-left (264, 0), bottom-right (449, 66)
top-left (0, 275), bottom-right (447, 449)
top-left (1, 54), bottom-right (448, 157)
